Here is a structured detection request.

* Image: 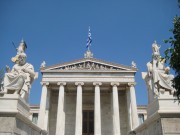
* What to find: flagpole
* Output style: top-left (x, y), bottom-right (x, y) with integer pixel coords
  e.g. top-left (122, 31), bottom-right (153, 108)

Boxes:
top-left (86, 26), bottom-right (92, 51)
top-left (88, 26), bottom-right (90, 51)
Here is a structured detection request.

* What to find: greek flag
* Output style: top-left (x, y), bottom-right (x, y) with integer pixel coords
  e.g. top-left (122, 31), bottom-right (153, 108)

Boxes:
top-left (86, 27), bottom-right (92, 50)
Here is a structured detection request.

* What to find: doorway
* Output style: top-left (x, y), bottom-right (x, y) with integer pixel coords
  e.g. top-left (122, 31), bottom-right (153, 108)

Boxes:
top-left (83, 110), bottom-right (94, 135)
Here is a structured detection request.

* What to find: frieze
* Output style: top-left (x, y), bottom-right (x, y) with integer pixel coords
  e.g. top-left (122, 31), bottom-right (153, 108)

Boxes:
top-left (52, 61), bottom-right (124, 71)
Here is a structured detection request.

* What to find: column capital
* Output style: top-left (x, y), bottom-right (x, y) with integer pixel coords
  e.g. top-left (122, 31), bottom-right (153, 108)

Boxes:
top-left (128, 82), bottom-right (136, 87)
top-left (75, 82), bottom-right (84, 86)
top-left (40, 82), bottom-right (49, 86)
top-left (57, 82), bottom-right (66, 86)
top-left (93, 82), bottom-right (102, 86)
top-left (111, 82), bottom-right (119, 86)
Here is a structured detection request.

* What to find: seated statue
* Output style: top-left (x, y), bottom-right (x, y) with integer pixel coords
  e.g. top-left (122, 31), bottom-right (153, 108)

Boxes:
top-left (144, 41), bottom-right (175, 98)
top-left (147, 59), bottom-right (175, 94)
top-left (1, 53), bottom-right (36, 101)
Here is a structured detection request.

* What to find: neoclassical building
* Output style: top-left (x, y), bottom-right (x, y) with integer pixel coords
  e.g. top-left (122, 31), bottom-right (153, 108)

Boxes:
top-left (1, 40), bottom-right (179, 135)
top-left (36, 50), bottom-right (141, 135)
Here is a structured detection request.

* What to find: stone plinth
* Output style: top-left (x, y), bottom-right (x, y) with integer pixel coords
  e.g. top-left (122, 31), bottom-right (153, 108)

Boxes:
top-left (147, 94), bottom-right (180, 117)
top-left (0, 94), bottom-right (30, 117)
top-left (129, 113), bottom-right (180, 135)
top-left (129, 94), bottom-right (180, 135)
top-left (0, 94), bottom-right (47, 135)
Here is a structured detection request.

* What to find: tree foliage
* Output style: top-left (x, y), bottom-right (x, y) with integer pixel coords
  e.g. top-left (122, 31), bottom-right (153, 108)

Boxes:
top-left (164, 2), bottom-right (180, 101)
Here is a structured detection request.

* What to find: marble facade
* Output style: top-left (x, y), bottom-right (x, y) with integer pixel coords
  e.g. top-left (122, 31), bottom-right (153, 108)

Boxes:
top-left (37, 51), bottom-right (139, 135)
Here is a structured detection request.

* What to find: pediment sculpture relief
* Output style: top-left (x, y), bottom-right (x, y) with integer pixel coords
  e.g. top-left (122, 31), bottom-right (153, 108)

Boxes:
top-left (53, 61), bottom-right (123, 71)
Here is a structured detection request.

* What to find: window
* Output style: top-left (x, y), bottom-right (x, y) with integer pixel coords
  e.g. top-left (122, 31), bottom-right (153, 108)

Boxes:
top-left (32, 113), bottom-right (38, 124)
top-left (138, 114), bottom-right (144, 125)
top-left (83, 110), bottom-right (94, 135)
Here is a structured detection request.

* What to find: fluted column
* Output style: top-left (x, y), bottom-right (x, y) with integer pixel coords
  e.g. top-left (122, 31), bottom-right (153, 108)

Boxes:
top-left (75, 82), bottom-right (84, 135)
top-left (56, 82), bottom-right (66, 135)
top-left (93, 82), bottom-right (102, 135)
top-left (38, 82), bottom-right (49, 130)
top-left (111, 82), bottom-right (121, 135)
top-left (128, 82), bottom-right (139, 129)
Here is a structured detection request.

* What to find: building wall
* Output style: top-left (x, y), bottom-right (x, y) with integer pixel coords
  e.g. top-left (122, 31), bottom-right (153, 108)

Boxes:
top-left (101, 93), bottom-right (113, 135)
top-left (119, 90), bottom-right (128, 135)
top-left (135, 118), bottom-right (163, 135)
top-left (49, 91), bottom-right (58, 135)
top-left (65, 92), bottom-right (76, 135)
top-left (161, 118), bottom-right (180, 135)
top-left (132, 117), bottom-right (180, 135)
top-left (0, 116), bottom-right (47, 135)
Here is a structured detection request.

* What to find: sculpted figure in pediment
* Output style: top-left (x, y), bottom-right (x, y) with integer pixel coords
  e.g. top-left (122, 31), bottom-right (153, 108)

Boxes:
top-left (95, 64), bottom-right (99, 69)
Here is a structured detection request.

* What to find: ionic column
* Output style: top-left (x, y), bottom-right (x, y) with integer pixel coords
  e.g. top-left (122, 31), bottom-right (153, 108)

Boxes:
top-left (55, 82), bottom-right (66, 135)
top-left (128, 82), bottom-right (139, 129)
top-left (126, 88), bottom-right (132, 131)
top-left (93, 82), bottom-right (102, 135)
top-left (38, 82), bottom-right (49, 130)
top-left (111, 82), bottom-right (121, 135)
top-left (75, 82), bottom-right (84, 135)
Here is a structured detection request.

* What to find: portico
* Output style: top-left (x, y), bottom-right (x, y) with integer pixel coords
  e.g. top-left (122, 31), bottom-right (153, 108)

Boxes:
top-left (38, 51), bottom-right (139, 135)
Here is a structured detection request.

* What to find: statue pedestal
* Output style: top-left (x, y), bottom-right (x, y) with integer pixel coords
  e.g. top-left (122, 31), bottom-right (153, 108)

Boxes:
top-left (130, 93), bottom-right (180, 135)
top-left (147, 90), bottom-right (180, 117)
top-left (0, 94), bottom-right (30, 117)
top-left (0, 94), bottom-right (47, 135)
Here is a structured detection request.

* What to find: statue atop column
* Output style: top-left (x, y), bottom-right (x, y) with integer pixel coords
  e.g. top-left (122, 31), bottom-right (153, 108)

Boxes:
top-left (0, 40), bottom-right (37, 102)
top-left (142, 41), bottom-right (175, 103)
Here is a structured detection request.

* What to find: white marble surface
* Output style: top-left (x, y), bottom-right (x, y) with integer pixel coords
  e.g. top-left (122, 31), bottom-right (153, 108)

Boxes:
top-left (37, 82), bottom-right (49, 130)
top-left (55, 82), bottom-right (66, 135)
top-left (0, 94), bottom-right (47, 135)
top-left (94, 82), bottom-right (102, 135)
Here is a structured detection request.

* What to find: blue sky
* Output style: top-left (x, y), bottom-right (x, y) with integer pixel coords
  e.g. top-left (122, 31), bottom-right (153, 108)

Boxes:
top-left (0, 0), bottom-right (179, 105)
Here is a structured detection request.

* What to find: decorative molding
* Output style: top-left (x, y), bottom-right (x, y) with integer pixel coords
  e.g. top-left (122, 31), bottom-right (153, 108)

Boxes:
top-left (75, 82), bottom-right (84, 86)
top-left (57, 82), bottom-right (66, 86)
top-left (93, 82), bottom-right (102, 86)
top-left (40, 82), bottom-right (49, 86)
top-left (41, 57), bottom-right (137, 72)
top-left (50, 61), bottom-right (126, 71)
top-left (128, 82), bottom-right (136, 87)
top-left (84, 50), bottom-right (93, 58)
top-left (111, 82), bottom-right (120, 86)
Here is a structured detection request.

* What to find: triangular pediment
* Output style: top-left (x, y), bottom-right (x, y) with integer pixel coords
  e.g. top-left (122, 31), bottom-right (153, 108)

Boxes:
top-left (41, 58), bottom-right (136, 72)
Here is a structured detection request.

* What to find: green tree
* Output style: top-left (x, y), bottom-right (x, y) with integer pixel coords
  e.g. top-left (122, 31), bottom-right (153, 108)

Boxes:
top-left (164, 1), bottom-right (180, 101)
